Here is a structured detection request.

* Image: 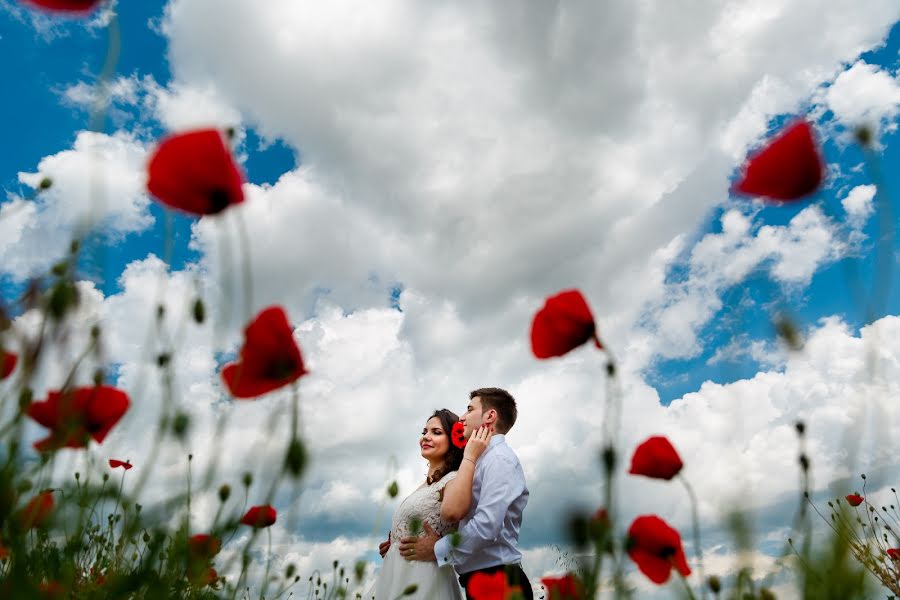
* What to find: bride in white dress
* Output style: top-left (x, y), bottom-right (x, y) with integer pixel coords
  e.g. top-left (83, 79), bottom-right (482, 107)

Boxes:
top-left (368, 409), bottom-right (489, 600)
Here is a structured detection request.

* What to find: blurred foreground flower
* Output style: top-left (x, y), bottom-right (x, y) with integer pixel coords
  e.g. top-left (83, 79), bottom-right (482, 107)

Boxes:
top-left (541, 573), bottom-right (582, 600)
top-left (19, 490), bottom-right (55, 530)
top-left (0, 350), bottom-right (16, 379)
top-left (734, 120), bottom-right (824, 202)
top-left (467, 571), bottom-right (521, 600)
top-left (108, 459), bottom-right (132, 470)
top-left (629, 436), bottom-right (684, 481)
top-left (21, 0), bottom-right (102, 13)
top-left (627, 515), bottom-right (691, 584)
top-left (531, 290), bottom-right (602, 359)
top-left (221, 306), bottom-right (308, 398)
top-left (27, 386), bottom-right (130, 452)
top-left (241, 505), bottom-right (277, 528)
top-left (451, 422), bottom-right (467, 448)
top-left (147, 129), bottom-right (245, 216)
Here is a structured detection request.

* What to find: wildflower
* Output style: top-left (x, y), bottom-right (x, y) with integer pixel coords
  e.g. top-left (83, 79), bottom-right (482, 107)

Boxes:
top-left (627, 515), bottom-right (691, 584)
top-left (19, 490), bottom-right (55, 529)
top-left (188, 534), bottom-right (222, 559)
top-left (541, 573), bottom-right (582, 600)
top-left (27, 386), bottom-right (129, 452)
top-left (629, 436), bottom-right (684, 481)
top-left (451, 422), bottom-right (467, 448)
top-left (221, 306), bottom-right (308, 399)
top-left (467, 571), bottom-right (522, 600)
top-left (734, 120), bottom-right (824, 202)
top-left (241, 505), bottom-right (277, 528)
top-left (531, 290), bottom-right (601, 359)
top-left (109, 459), bottom-right (133, 470)
top-left (846, 493), bottom-right (864, 507)
top-left (1, 351), bottom-right (17, 380)
top-left (147, 129), bottom-right (244, 216)
top-left (887, 548), bottom-right (900, 560)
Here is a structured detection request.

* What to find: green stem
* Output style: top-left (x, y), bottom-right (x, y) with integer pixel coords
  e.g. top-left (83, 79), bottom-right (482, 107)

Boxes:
top-left (679, 476), bottom-right (707, 600)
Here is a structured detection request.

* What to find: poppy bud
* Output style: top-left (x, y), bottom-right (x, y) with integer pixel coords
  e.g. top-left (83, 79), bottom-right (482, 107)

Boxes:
top-left (707, 576), bottom-right (721, 593)
top-left (285, 438), bottom-right (307, 478)
top-left (102, 473), bottom-right (109, 482)
top-left (354, 561), bottom-right (366, 582)
top-left (143, 532), bottom-right (150, 543)
top-left (606, 361), bottom-right (616, 377)
top-left (402, 585), bottom-right (418, 596)
top-left (74, 472), bottom-right (80, 481)
top-left (795, 421), bottom-right (805, 436)
top-left (156, 305), bottom-right (165, 320)
top-left (242, 472), bottom-right (253, 488)
top-left (286, 564), bottom-right (296, 579)
top-left (218, 484), bottom-right (231, 503)
top-left (172, 413), bottom-right (189, 438)
top-left (51, 261), bottom-right (67, 277)
top-left (135, 503), bottom-right (142, 512)
top-left (192, 298), bottom-right (205, 324)
top-left (601, 446), bottom-right (616, 474)
top-left (387, 481), bottom-right (399, 498)
top-left (862, 474), bottom-right (867, 480)
top-left (93, 370), bottom-right (103, 386)
top-left (855, 125), bottom-right (873, 148)
top-left (568, 512), bottom-right (590, 549)
top-left (69, 240), bottom-right (80, 254)
top-left (799, 454), bottom-right (809, 472)
top-left (409, 517), bottom-right (422, 535)
top-left (759, 588), bottom-right (776, 600)
top-left (39, 177), bottom-right (53, 190)
top-left (156, 353), bottom-right (171, 368)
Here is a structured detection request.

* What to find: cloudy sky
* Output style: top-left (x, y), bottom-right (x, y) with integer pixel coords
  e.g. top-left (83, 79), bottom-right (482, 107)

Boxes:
top-left (1, 1), bottom-right (900, 597)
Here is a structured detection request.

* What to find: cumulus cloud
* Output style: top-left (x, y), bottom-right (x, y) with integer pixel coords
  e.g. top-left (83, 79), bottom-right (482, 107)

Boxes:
top-left (1, 131), bottom-right (153, 279)
top-left (825, 60), bottom-right (900, 134)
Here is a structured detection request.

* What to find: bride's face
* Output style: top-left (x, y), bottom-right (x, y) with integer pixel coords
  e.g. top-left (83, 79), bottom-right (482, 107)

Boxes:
top-left (420, 416), bottom-right (449, 463)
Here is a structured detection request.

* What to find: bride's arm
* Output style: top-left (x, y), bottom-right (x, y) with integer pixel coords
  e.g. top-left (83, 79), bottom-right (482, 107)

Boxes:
top-left (440, 426), bottom-right (493, 522)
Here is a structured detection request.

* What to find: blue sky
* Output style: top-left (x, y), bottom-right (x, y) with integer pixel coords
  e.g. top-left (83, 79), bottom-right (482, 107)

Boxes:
top-left (2, 2), bottom-right (900, 596)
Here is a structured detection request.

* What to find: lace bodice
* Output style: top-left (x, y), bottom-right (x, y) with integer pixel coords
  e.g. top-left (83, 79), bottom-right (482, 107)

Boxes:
top-left (391, 471), bottom-right (459, 540)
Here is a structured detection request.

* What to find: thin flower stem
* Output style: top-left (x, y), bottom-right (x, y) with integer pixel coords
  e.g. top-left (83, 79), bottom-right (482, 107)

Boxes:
top-left (259, 526), bottom-right (273, 600)
top-left (678, 570), bottom-right (698, 600)
top-left (679, 476), bottom-right (707, 600)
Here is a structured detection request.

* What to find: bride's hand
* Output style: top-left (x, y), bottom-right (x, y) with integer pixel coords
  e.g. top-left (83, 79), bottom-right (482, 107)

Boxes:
top-left (378, 531), bottom-right (391, 558)
top-left (463, 425), bottom-right (493, 463)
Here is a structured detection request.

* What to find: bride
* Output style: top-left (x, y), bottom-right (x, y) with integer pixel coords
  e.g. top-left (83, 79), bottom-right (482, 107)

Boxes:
top-left (368, 409), bottom-right (491, 600)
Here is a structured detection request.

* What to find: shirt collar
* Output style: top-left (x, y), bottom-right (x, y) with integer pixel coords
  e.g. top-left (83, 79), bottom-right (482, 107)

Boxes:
top-left (488, 434), bottom-right (506, 447)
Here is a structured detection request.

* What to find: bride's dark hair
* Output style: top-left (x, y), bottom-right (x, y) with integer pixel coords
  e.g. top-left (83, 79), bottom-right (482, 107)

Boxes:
top-left (426, 408), bottom-right (463, 486)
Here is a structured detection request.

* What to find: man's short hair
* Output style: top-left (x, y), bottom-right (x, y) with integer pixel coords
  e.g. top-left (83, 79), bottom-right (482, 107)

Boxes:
top-left (470, 387), bottom-right (517, 433)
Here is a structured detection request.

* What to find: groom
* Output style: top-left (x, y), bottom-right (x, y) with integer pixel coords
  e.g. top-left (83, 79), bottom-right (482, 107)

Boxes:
top-left (398, 387), bottom-right (532, 600)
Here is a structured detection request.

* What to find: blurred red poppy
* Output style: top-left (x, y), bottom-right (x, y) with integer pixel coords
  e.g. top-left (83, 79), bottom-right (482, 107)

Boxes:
top-left (188, 534), bottom-right (222, 559)
top-left (241, 505), bottom-right (277, 528)
top-left (451, 422), bottom-right (467, 449)
top-left (541, 573), bottom-right (582, 600)
top-left (467, 571), bottom-right (521, 600)
top-left (1, 351), bottom-right (16, 380)
top-left (887, 548), bottom-right (900, 560)
top-left (221, 306), bottom-right (308, 399)
top-left (27, 386), bottom-right (130, 452)
top-left (531, 290), bottom-right (602, 359)
top-left (846, 493), bottom-right (864, 507)
top-left (22, 0), bottom-right (102, 12)
top-left (109, 459), bottom-right (132, 470)
top-left (629, 436), bottom-right (684, 481)
top-left (627, 515), bottom-right (691, 584)
top-left (734, 120), bottom-right (824, 202)
top-left (20, 490), bottom-right (55, 529)
top-left (147, 129), bottom-right (244, 216)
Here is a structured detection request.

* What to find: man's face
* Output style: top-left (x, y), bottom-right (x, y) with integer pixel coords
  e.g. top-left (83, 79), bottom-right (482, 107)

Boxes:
top-left (460, 396), bottom-right (493, 438)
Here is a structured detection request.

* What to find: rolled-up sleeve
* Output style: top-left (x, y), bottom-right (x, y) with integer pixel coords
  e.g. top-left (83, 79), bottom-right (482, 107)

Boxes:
top-left (434, 455), bottom-right (524, 568)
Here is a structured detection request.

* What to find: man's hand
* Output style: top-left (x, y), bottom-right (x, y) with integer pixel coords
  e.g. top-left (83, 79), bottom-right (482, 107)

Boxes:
top-left (398, 522), bottom-right (439, 562)
top-left (379, 532), bottom-right (391, 559)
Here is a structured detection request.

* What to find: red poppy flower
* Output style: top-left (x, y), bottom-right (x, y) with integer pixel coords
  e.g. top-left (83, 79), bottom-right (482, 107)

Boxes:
top-left (467, 571), bottom-right (521, 600)
top-left (188, 534), bottom-right (222, 559)
top-left (846, 493), bottom-right (864, 507)
top-left (27, 386), bottom-right (130, 452)
top-left (22, 0), bottom-right (103, 13)
top-left (629, 436), bottom-right (684, 481)
top-left (451, 422), bottom-right (467, 449)
top-left (147, 129), bottom-right (244, 216)
top-left (0, 544), bottom-right (8, 560)
top-left (241, 505), bottom-right (277, 528)
top-left (19, 490), bottom-right (55, 529)
top-left (38, 581), bottom-right (64, 599)
top-left (734, 120), bottom-right (824, 202)
top-left (887, 548), bottom-right (900, 560)
top-left (541, 574), bottom-right (582, 600)
top-left (109, 459), bottom-right (133, 470)
top-left (221, 306), bottom-right (308, 399)
top-left (530, 290), bottom-right (602, 359)
top-left (627, 515), bottom-right (691, 585)
top-left (1, 351), bottom-right (16, 380)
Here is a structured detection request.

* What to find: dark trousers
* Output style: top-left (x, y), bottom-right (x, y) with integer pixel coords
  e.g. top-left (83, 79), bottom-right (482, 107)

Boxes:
top-left (458, 564), bottom-right (533, 600)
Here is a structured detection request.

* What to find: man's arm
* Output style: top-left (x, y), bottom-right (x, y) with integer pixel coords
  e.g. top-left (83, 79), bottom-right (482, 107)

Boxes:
top-left (434, 454), bottom-right (525, 567)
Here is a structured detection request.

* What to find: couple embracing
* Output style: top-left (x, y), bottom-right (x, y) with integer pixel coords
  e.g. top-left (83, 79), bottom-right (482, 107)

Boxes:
top-left (369, 387), bottom-right (532, 600)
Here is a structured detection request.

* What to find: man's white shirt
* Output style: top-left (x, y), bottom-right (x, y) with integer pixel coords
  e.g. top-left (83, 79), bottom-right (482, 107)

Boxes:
top-left (433, 434), bottom-right (529, 574)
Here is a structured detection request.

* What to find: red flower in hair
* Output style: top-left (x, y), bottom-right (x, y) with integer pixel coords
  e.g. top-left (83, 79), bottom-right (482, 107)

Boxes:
top-left (887, 548), bottom-right (900, 560)
top-left (27, 386), bottom-right (130, 452)
top-left (629, 436), bottom-right (684, 481)
top-left (188, 534), bottom-right (222, 559)
top-left (20, 490), bottom-right (55, 529)
top-left (1, 351), bottom-right (16, 380)
top-left (147, 129), bottom-right (244, 216)
top-left (531, 290), bottom-right (602, 359)
top-left (541, 574), bottom-right (582, 600)
top-left (466, 571), bottom-right (521, 600)
top-left (241, 505), bottom-right (277, 528)
top-left (221, 306), bottom-right (308, 399)
top-left (109, 459), bottom-right (132, 470)
top-left (734, 120), bottom-right (824, 202)
top-left (846, 493), bottom-right (864, 507)
top-left (22, 0), bottom-right (102, 13)
top-left (627, 515), bottom-right (691, 584)
top-left (451, 422), bottom-right (467, 448)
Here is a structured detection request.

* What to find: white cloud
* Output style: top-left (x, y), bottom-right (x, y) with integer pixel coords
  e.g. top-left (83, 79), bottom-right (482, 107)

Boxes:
top-left (825, 60), bottom-right (900, 132)
top-left (842, 184), bottom-right (877, 223)
top-left (2, 131), bottom-right (153, 279)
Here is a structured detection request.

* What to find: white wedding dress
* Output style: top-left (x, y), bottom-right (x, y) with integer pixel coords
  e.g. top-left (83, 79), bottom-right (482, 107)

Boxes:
top-left (367, 471), bottom-right (464, 600)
